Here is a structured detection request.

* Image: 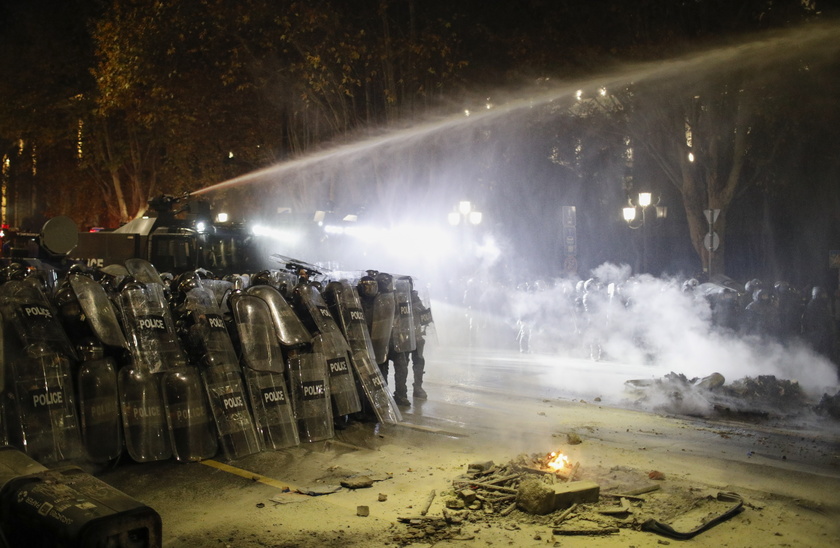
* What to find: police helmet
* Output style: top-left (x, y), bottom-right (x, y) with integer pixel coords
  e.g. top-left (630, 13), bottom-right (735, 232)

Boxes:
top-left (583, 278), bottom-right (600, 293)
top-left (358, 276), bottom-right (378, 299)
top-left (375, 272), bottom-right (393, 293)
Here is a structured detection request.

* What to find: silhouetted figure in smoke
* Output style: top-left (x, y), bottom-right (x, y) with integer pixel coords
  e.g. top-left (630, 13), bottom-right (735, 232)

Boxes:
top-left (710, 287), bottom-right (740, 333)
top-left (774, 281), bottom-right (804, 344)
top-left (741, 278), bottom-right (764, 312)
top-left (682, 278), bottom-right (699, 294)
top-left (514, 282), bottom-right (535, 353)
top-left (582, 278), bottom-right (607, 361)
top-left (572, 280), bottom-right (586, 345)
top-left (463, 277), bottom-right (479, 347)
top-left (555, 279), bottom-right (581, 354)
top-left (802, 286), bottom-right (836, 366)
top-left (741, 288), bottom-right (780, 340)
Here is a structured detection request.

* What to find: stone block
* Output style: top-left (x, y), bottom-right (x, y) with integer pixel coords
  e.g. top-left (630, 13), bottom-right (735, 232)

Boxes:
top-left (552, 481), bottom-right (600, 510)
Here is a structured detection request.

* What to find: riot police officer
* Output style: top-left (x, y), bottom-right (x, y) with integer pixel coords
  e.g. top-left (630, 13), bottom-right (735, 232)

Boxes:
top-left (802, 286), bottom-right (836, 363)
top-left (741, 288), bottom-right (780, 340)
top-left (582, 278), bottom-right (607, 361)
top-left (409, 286), bottom-right (430, 399)
top-left (774, 281), bottom-right (803, 344)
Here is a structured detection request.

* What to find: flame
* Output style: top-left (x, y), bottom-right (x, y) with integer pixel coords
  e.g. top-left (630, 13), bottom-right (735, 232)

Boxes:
top-left (545, 451), bottom-right (571, 472)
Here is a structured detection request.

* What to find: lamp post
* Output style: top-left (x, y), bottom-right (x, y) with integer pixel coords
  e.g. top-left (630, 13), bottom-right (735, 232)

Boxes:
top-left (448, 201), bottom-right (482, 283)
top-left (623, 192), bottom-right (666, 274)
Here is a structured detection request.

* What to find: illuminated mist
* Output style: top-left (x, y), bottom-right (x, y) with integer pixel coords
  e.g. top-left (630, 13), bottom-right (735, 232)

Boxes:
top-left (192, 24), bottom-right (840, 412)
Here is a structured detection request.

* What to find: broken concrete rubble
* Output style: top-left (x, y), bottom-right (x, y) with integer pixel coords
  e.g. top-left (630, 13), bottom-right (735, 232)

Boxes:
top-left (392, 452), bottom-right (746, 546)
top-left (625, 372), bottom-right (823, 419)
top-left (516, 478), bottom-right (600, 514)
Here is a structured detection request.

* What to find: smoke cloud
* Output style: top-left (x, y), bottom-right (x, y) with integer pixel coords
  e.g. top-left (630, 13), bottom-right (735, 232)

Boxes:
top-left (432, 262), bottom-right (839, 415)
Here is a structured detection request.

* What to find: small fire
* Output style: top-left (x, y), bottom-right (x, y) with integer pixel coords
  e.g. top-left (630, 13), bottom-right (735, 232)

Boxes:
top-left (545, 451), bottom-right (571, 472)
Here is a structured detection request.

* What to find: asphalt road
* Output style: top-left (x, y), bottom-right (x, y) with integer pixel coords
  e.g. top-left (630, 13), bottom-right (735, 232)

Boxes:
top-left (92, 342), bottom-right (840, 547)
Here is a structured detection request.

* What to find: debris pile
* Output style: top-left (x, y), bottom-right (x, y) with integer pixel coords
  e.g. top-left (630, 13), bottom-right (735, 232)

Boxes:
top-left (626, 372), bottom-right (816, 419)
top-left (393, 450), bottom-right (745, 544)
top-left (815, 389), bottom-right (840, 419)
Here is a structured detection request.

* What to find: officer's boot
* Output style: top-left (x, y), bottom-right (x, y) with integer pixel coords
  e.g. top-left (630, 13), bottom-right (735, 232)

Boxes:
top-left (393, 361), bottom-right (410, 407)
top-left (413, 371), bottom-right (427, 399)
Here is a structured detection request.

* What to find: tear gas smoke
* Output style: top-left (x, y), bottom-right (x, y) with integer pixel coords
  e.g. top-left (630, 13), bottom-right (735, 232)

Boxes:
top-left (433, 262), bottom-right (838, 416)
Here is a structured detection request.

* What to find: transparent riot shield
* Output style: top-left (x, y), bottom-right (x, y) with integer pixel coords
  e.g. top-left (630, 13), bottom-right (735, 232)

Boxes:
top-left (69, 275), bottom-right (127, 349)
top-left (413, 284), bottom-right (437, 344)
top-left (246, 285), bottom-right (311, 347)
top-left (65, 275), bottom-right (128, 462)
top-left (314, 332), bottom-right (360, 416)
top-left (230, 293), bottom-right (299, 449)
top-left (292, 284), bottom-right (361, 416)
top-left (200, 363), bottom-right (261, 460)
top-left (392, 277), bottom-right (416, 353)
top-left (185, 286), bottom-right (240, 375)
top-left (184, 286), bottom-right (261, 460)
top-left (119, 281), bottom-right (186, 374)
top-left (201, 278), bottom-right (235, 313)
top-left (0, 281), bottom-right (83, 463)
top-left (0, 279), bottom-right (77, 361)
top-left (161, 365), bottom-right (218, 462)
top-left (371, 290), bottom-right (395, 365)
top-left (7, 344), bottom-right (83, 463)
top-left (75, 342), bottom-right (123, 463)
top-left (286, 346), bottom-right (333, 442)
top-left (125, 258), bottom-right (165, 286)
top-left (324, 281), bottom-right (402, 424)
top-left (118, 364), bottom-right (171, 463)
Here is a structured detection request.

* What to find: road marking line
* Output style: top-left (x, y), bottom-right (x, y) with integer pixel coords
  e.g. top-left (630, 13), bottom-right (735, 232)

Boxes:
top-left (200, 459), bottom-right (296, 491)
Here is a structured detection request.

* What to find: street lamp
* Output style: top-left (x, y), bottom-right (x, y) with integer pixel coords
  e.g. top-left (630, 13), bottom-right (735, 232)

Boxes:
top-left (449, 200), bottom-right (482, 226)
top-left (622, 192), bottom-right (667, 273)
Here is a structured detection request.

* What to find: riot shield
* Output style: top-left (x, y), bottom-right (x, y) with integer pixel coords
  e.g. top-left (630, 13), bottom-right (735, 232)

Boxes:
top-left (391, 277), bottom-right (416, 353)
top-left (200, 362), bottom-right (262, 459)
top-left (370, 291), bottom-right (395, 365)
top-left (161, 365), bottom-right (218, 462)
top-left (125, 258), bottom-right (165, 286)
top-left (286, 346), bottom-right (333, 442)
top-left (183, 286), bottom-right (261, 460)
top-left (5, 343), bottom-right (83, 463)
top-left (75, 341), bottom-right (123, 463)
top-left (184, 286), bottom-right (239, 375)
top-left (292, 284), bottom-right (360, 416)
top-left (0, 279), bottom-right (77, 362)
top-left (118, 364), bottom-right (171, 463)
top-left (0, 281), bottom-right (83, 463)
top-left (412, 284), bottom-right (437, 344)
top-left (230, 292), bottom-right (299, 449)
top-left (246, 285), bottom-right (311, 347)
top-left (324, 281), bottom-right (401, 424)
top-left (119, 280), bottom-right (186, 374)
top-left (201, 278), bottom-right (235, 313)
top-left (69, 274), bottom-right (127, 349)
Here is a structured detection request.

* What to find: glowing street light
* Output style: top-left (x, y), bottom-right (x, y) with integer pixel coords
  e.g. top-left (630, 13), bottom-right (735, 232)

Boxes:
top-left (449, 201), bottom-right (482, 226)
top-left (622, 192), bottom-right (667, 273)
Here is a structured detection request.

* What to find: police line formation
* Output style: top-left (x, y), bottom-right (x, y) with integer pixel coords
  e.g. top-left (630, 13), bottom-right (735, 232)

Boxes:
top-left (0, 257), bottom-right (432, 467)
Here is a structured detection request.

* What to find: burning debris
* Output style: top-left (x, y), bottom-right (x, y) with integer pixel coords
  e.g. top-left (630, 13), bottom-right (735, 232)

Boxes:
top-left (393, 449), bottom-right (745, 544)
